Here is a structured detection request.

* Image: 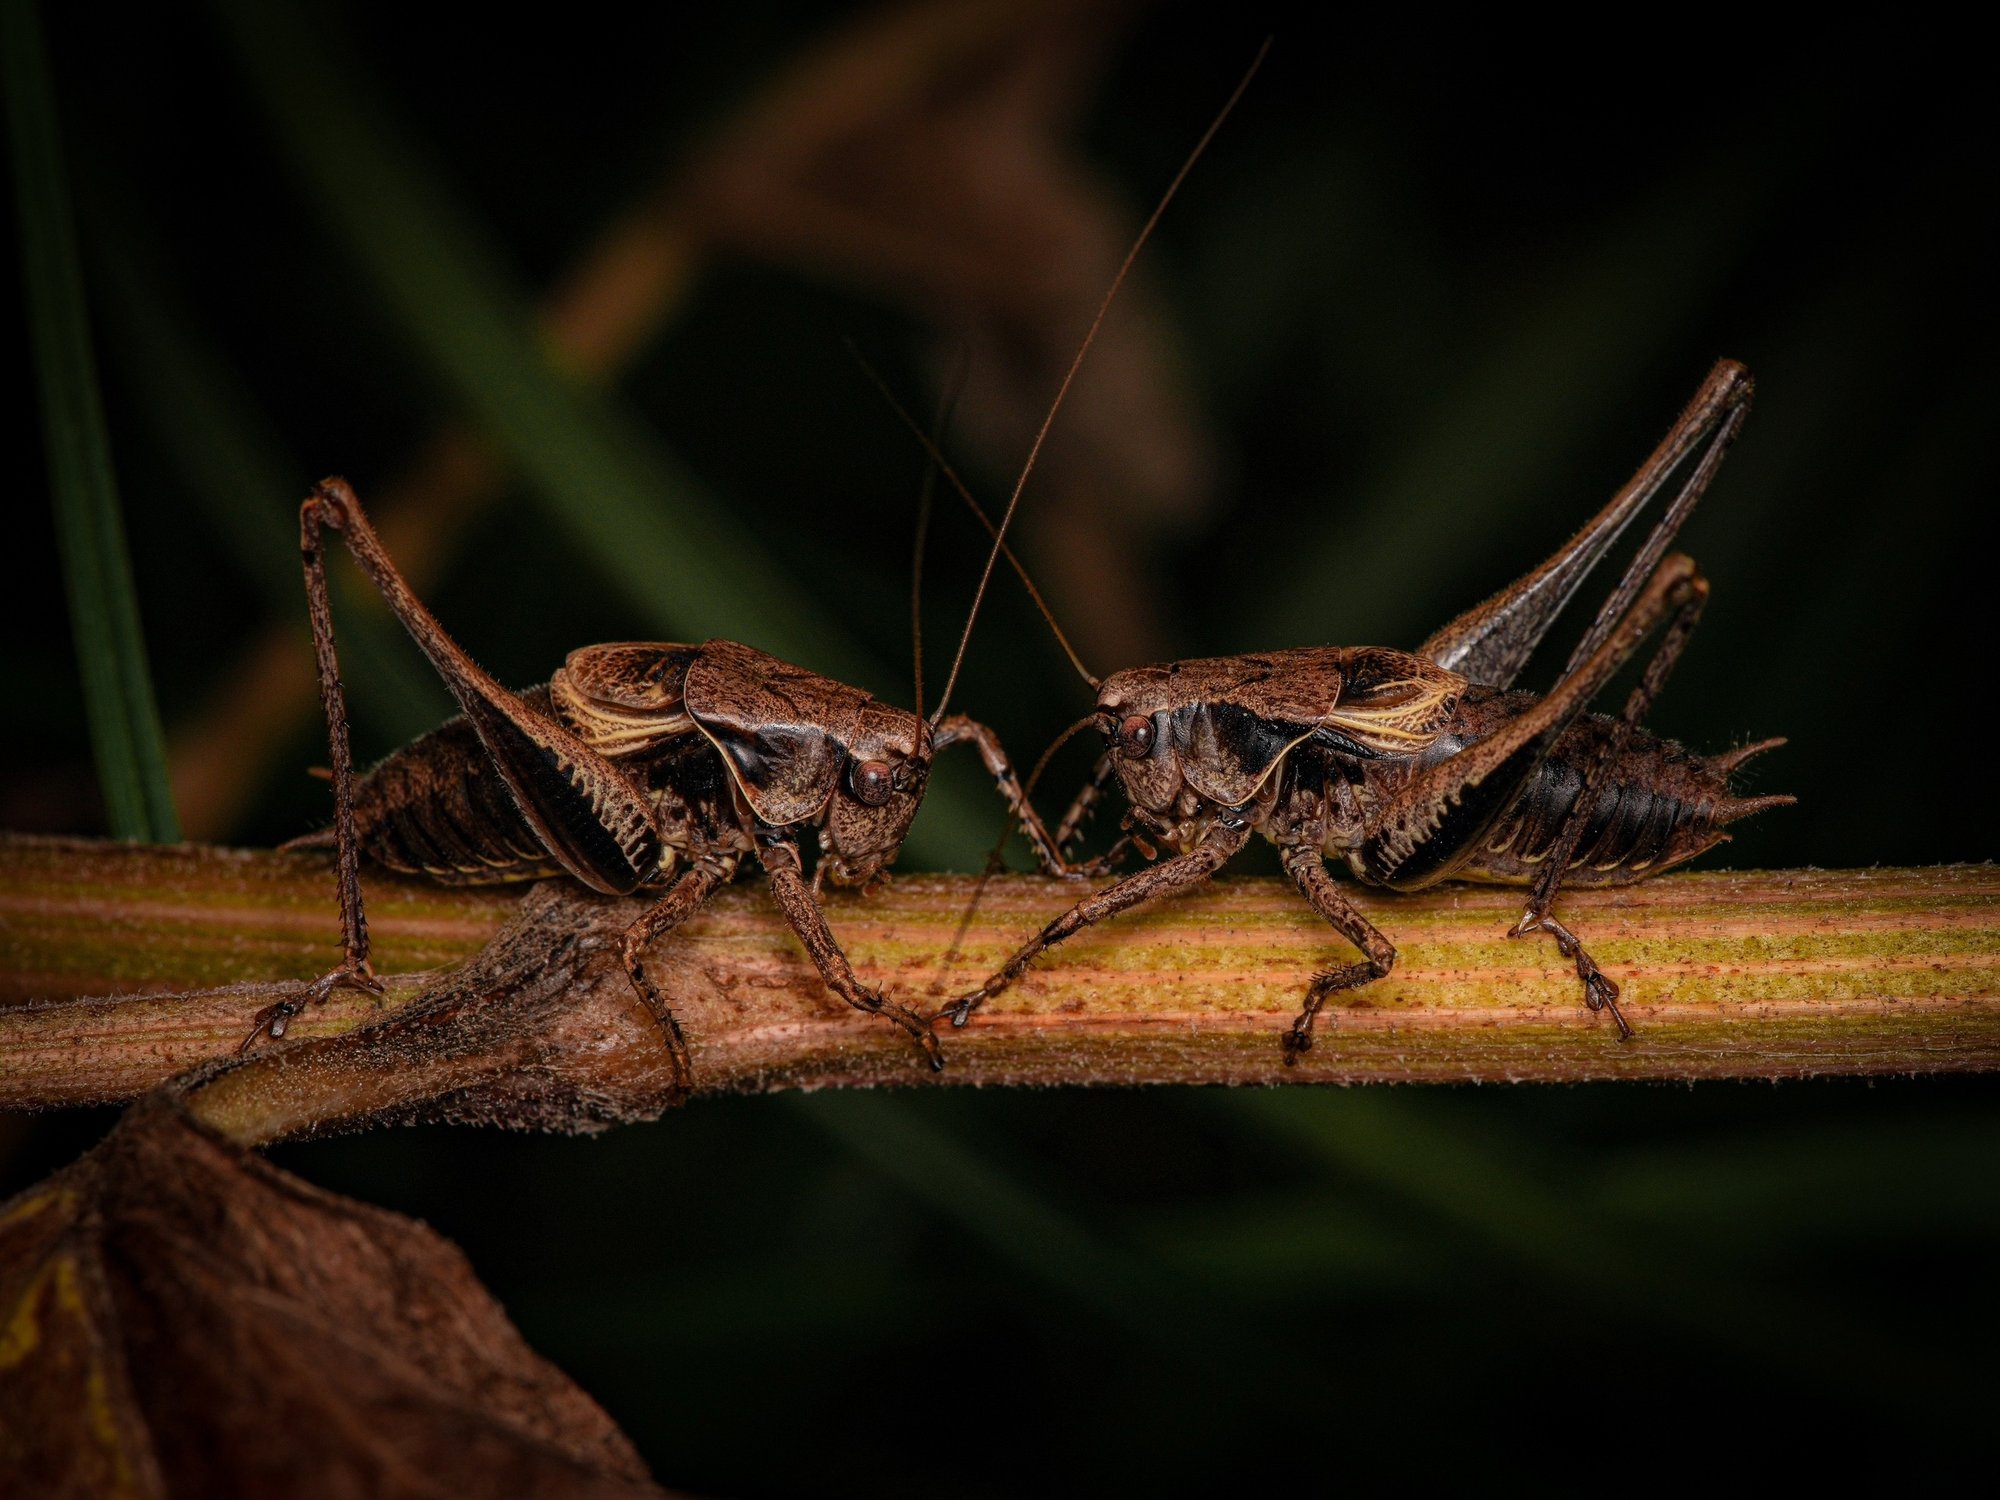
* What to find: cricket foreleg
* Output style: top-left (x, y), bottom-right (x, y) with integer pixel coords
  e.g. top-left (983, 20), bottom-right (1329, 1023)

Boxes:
top-left (621, 858), bottom-right (737, 1098)
top-left (1507, 555), bottom-right (1712, 1039)
top-left (943, 813), bottom-right (1254, 1028)
top-left (933, 714), bottom-right (1074, 876)
top-left (1051, 751), bottom-right (1147, 877)
top-left (1054, 751), bottom-right (1119, 861)
top-left (757, 835), bottom-right (945, 1070)
top-left (1279, 847), bottom-right (1398, 1065)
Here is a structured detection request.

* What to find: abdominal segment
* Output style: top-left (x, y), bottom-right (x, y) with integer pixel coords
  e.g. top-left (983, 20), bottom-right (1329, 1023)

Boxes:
top-left (337, 686), bottom-right (741, 887)
top-left (1445, 714), bottom-right (1768, 887)
top-left (347, 700), bottom-right (571, 885)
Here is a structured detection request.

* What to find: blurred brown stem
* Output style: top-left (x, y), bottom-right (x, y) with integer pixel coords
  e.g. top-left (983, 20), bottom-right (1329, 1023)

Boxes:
top-left (3, 836), bottom-right (1995, 1145)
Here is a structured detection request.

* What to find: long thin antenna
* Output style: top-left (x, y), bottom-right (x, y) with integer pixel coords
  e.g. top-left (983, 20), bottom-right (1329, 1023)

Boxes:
top-left (851, 349), bottom-right (1098, 690)
top-left (928, 37), bottom-right (1272, 724)
top-left (910, 347), bottom-right (970, 720)
top-left (1021, 713), bottom-right (1103, 807)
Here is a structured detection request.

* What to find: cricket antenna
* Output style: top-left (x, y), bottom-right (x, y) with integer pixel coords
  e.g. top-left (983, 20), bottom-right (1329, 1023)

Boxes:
top-left (850, 348), bottom-right (1099, 693)
top-left (910, 347), bottom-right (970, 721)
top-left (927, 37), bottom-right (1272, 725)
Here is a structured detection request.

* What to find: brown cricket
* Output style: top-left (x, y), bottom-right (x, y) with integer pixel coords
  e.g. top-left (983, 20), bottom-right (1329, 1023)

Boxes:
top-left (263, 47), bottom-right (1272, 1093)
top-left (941, 357), bottom-right (1794, 1057)
top-left (263, 472), bottom-right (1070, 1093)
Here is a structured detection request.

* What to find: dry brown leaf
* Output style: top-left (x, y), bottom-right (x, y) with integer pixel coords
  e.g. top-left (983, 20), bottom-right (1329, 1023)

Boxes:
top-left (0, 1094), bottom-right (667, 1500)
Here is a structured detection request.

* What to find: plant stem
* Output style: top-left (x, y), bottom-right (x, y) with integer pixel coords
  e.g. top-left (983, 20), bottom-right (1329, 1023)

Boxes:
top-left (1, 836), bottom-right (1995, 1141)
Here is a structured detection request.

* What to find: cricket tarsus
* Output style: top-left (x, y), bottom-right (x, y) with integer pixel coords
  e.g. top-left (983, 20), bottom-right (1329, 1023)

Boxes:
top-left (272, 475), bottom-right (1055, 1082)
top-left (239, 958), bottom-right (385, 1053)
top-left (952, 359), bottom-right (1790, 1059)
top-left (1279, 844), bottom-right (1395, 1063)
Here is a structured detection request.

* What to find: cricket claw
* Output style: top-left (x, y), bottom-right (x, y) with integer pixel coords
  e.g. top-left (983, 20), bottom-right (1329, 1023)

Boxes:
top-left (1585, 971), bottom-right (1633, 1040)
top-left (1281, 1025), bottom-right (1313, 1067)
top-left (239, 999), bottom-right (301, 1053)
top-left (308, 956), bottom-right (386, 1003)
top-left (861, 988), bottom-right (948, 1071)
top-left (240, 958), bottom-right (384, 1053)
top-left (1509, 911), bottom-right (1634, 1039)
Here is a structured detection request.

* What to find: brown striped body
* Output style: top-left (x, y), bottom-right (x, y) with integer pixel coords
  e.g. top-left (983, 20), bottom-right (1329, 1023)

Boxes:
top-left (1108, 669), bottom-right (1784, 893)
top-left (332, 685), bottom-right (756, 888)
top-left (1322, 688), bottom-right (1765, 889)
top-left (298, 637), bottom-right (932, 893)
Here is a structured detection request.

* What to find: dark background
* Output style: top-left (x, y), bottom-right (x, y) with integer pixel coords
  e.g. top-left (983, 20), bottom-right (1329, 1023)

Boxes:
top-left (4, 1), bottom-right (1994, 1491)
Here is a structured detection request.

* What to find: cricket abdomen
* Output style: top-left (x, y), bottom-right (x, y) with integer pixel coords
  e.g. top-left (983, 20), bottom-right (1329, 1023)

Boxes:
top-left (305, 684), bottom-right (739, 886)
top-left (340, 690), bottom-right (570, 885)
top-left (1450, 710), bottom-right (1789, 887)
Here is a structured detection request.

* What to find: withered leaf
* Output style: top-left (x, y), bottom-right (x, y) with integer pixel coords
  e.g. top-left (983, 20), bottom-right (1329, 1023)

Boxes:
top-left (0, 1094), bottom-right (667, 1499)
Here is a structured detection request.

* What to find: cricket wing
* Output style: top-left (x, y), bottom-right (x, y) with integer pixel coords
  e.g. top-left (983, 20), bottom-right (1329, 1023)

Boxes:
top-left (1312, 648), bottom-right (1465, 754)
top-left (1134, 648), bottom-right (1462, 806)
top-left (1171, 700), bottom-right (1317, 806)
top-left (551, 643), bottom-right (700, 756)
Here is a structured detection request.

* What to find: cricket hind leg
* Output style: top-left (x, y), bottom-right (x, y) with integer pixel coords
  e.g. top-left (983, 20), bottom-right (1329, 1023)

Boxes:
top-left (1364, 551), bottom-right (1708, 890)
top-left (620, 857), bottom-right (737, 1099)
top-left (1279, 847), bottom-right (1397, 1065)
top-left (756, 835), bottom-right (946, 1070)
top-left (243, 484), bottom-right (393, 1051)
top-left (1506, 552), bottom-right (1713, 1038)
top-left (301, 479), bottom-right (662, 895)
top-left (1418, 360), bottom-right (1750, 689)
top-left (255, 478), bottom-right (664, 1052)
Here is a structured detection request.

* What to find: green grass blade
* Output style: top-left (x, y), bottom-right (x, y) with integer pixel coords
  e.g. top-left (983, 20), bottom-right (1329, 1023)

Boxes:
top-left (4, 0), bottom-right (180, 842)
top-left (202, 0), bottom-right (986, 863)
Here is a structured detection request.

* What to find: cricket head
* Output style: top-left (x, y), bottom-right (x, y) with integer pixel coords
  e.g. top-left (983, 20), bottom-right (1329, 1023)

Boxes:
top-left (683, 642), bottom-right (930, 884)
top-left (1092, 665), bottom-right (1208, 816)
top-left (818, 702), bottom-right (934, 887)
top-left (1094, 652), bottom-right (1348, 817)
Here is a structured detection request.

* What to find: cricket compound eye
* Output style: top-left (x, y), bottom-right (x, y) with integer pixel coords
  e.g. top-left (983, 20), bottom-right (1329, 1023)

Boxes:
top-left (1116, 715), bottom-right (1155, 758)
top-left (850, 759), bottom-right (895, 806)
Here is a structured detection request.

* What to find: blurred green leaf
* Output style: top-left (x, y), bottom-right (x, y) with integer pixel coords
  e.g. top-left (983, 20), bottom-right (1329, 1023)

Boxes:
top-left (1132, 1190), bottom-right (1444, 1294)
top-left (1600, 1114), bottom-right (2000, 1254)
top-left (1221, 1089), bottom-right (1974, 1410)
top-left (5, 0), bottom-right (180, 842)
